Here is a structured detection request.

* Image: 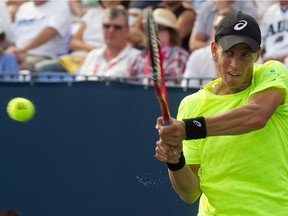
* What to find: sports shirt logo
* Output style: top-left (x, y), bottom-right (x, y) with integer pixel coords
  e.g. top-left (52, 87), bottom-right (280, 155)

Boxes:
top-left (234, 20), bottom-right (248, 31)
top-left (193, 120), bottom-right (202, 128)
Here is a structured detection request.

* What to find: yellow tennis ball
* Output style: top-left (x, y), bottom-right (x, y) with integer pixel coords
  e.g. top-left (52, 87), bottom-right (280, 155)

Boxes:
top-left (7, 97), bottom-right (35, 122)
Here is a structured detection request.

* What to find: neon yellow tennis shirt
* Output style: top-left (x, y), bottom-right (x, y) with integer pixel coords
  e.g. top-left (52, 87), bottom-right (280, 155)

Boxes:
top-left (177, 61), bottom-right (288, 216)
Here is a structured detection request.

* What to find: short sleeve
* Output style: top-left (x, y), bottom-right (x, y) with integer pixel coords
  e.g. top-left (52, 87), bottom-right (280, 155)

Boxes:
top-left (251, 61), bottom-right (288, 99)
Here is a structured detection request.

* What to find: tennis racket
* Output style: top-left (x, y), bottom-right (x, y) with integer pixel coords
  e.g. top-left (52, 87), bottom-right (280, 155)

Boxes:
top-left (144, 8), bottom-right (171, 125)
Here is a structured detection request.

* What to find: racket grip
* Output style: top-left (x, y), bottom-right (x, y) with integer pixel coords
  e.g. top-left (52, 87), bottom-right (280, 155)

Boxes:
top-left (162, 119), bottom-right (171, 126)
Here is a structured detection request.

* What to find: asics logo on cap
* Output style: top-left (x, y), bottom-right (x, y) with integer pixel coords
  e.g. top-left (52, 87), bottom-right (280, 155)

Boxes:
top-left (234, 20), bottom-right (248, 31)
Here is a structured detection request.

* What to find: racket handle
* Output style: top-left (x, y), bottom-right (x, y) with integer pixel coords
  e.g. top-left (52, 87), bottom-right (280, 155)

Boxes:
top-left (162, 119), bottom-right (171, 126)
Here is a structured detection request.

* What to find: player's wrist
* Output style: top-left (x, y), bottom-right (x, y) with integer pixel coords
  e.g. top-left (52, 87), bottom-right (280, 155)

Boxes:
top-left (183, 116), bottom-right (207, 140)
top-left (166, 151), bottom-right (186, 171)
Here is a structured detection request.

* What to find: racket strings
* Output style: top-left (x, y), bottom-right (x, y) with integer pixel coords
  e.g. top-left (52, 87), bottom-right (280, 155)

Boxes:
top-left (144, 8), bottom-right (171, 123)
top-left (148, 15), bottom-right (162, 87)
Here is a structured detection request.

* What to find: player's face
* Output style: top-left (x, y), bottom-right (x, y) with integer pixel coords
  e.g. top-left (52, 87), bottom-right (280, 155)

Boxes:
top-left (212, 42), bottom-right (260, 94)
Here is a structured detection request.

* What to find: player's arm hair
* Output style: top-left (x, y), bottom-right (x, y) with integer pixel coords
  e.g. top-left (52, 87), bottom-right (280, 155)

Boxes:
top-left (168, 164), bottom-right (201, 204)
top-left (205, 87), bottom-right (285, 136)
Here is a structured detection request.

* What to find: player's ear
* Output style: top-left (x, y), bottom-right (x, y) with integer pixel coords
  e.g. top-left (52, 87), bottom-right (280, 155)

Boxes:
top-left (211, 41), bottom-right (218, 60)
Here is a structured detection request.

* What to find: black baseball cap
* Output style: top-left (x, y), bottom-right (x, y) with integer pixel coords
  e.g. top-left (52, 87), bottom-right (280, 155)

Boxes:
top-left (214, 11), bottom-right (261, 52)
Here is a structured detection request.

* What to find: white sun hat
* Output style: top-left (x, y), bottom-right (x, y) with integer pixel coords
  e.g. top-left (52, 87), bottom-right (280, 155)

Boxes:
top-left (153, 8), bottom-right (177, 30)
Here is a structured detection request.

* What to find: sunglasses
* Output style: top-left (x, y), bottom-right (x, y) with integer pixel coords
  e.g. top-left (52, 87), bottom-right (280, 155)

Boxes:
top-left (103, 23), bottom-right (125, 30)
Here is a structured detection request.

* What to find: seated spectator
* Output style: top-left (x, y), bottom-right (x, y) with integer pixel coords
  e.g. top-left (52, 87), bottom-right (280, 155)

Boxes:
top-left (78, 7), bottom-right (141, 79)
top-left (261, 0), bottom-right (288, 65)
top-left (69, 1), bottom-right (130, 56)
top-left (129, 0), bottom-right (160, 9)
top-left (128, 26), bottom-right (146, 50)
top-left (0, 1), bottom-right (14, 47)
top-left (5, 0), bottom-right (27, 22)
top-left (156, 0), bottom-right (197, 52)
top-left (188, 0), bottom-right (258, 53)
top-left (253, 0), bottom-right (276, 21)
top-left (181, 9), bottom-right (232, 88)
top-left (189, 0), bottom-right (205, 10)
top-left (0, 24), bottom-right (19, 74)
top-left (8, 0), bottom-right (71, 73)
top-left (36, 0), bottom-right (132, 73)
top-left (130, 8), bottom-right (189, 86)
top-left (69, 0), bottom-right (87, 18)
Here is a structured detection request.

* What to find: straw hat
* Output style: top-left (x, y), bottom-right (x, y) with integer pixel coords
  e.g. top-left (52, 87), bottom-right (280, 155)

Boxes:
top-left (153, 8), bottom-right (177, 30)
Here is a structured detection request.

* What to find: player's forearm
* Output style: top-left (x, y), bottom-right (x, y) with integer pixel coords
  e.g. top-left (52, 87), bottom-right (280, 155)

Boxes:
top-left (168, 165), bottom-right (201, 204)
top-left (205, 104), bottom-right (268, 136)
top-left (205, 88), bottom-right (284, 136)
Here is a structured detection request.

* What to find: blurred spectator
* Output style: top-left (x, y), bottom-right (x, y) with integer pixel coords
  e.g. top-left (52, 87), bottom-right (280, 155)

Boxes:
top-left (8, 0), bottom-right (71, 73)
top-left (36, 1), bottom-right (132, 73)
top-left (69, 0), bottom-right (87, 17)
top-left (0, 209), bottom-right (21, 216)
top-left (253, 0), bottom-right (277, 21)
top-left (78, 7), bottom-right (140, 79)
top-left (81, 0), bottom-right (101, 8)
top-left (156, 0), bottom-right (197, 52)
top-left (261, 0), bottom-right (288, 65)
top-left (188, 0), bottom-right (258, 53)
top-left (130, 8), bottom-right (189, 85)
top-left (129, 0), bottom-right (160, 9)
top-left (128, 26), bottom-right (146, 50)
top-left (189, 0), bottom-right (205, 10)
top-left (5, 0), bottom-right (27, 22)
top-left (0, 23), bottom-right (19, 74)
top-left (70, 1), bottom-right (130, 52)
top-left (181, 8), bottom-right (232, 88)
top-left (127, 6), bottom-right (147, 46)
top-left (0, 1), bottom-right (14, 46)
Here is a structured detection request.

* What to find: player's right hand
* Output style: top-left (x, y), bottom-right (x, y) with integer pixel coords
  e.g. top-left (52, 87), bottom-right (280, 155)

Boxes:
top-left (155, 117), bottom-right (186, 147)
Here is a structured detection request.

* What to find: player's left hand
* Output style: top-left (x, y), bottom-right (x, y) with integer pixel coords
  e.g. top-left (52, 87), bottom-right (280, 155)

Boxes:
top-left (155, 138), bottom-right (182, 164)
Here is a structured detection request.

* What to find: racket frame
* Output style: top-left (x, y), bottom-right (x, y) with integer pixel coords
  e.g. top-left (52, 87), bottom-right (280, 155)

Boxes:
top-left (144, 9), bottom-right (171, 125)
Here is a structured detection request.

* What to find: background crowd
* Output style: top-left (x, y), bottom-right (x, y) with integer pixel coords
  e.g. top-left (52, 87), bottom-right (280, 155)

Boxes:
top-left (0, 0), bottom-right (287, 88)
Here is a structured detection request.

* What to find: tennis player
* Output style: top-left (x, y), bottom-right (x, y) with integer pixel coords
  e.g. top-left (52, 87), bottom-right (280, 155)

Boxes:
top-left (155, 11), bottom-right (288, 215)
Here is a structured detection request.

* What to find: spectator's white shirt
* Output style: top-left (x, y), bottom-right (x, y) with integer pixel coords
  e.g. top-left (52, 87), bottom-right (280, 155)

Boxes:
top-left (181, 46), bottom-right (217, 88)
top-left (79, 45), bottom-right (141, 78)
top-left (261, 3), bottom-right (288, 60)
top-left (254, 0), bottom-right (274, 19)
top-left (0, 1), bottom-right (14, 44)
top-left (81, 8), bottom-right (105, 49)
top-left (14, 1), bottom-right (71, 58)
